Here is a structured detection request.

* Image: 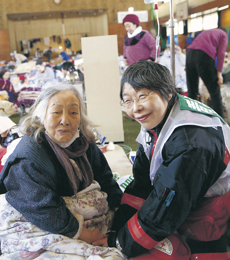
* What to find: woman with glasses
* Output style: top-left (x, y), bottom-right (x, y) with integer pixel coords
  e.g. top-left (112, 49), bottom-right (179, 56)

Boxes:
top-left (94, 61), bottom-right (230, 260)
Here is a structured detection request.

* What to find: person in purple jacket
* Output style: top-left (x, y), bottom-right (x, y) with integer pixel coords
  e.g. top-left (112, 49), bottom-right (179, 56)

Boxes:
top-left (122, 14), bottom-right (159, 66)
top-left (186, 27), bottom-right (228, 117)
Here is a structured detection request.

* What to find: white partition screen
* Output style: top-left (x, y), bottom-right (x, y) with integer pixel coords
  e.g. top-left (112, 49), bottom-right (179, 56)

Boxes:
top-left (82, 35), bottom-right (124, 142)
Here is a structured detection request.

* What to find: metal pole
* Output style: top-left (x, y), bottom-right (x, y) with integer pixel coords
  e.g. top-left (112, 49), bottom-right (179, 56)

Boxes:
top-left (169, 0), bottom-right (175, 84)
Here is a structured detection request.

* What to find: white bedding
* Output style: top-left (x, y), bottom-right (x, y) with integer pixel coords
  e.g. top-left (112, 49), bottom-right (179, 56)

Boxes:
top-left (0, 182), bottom-right (126, 260)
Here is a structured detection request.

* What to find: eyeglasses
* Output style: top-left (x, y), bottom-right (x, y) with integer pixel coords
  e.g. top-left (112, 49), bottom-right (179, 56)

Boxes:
top-left (120, 91), bottom-right (155, 109)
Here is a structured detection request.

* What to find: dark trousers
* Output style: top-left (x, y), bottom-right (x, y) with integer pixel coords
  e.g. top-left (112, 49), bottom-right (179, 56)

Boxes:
top-left (186, 49), bottom-right (223, 117)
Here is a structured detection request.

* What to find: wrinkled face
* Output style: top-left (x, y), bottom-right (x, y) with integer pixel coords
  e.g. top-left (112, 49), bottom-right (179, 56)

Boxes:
top-left (43, 90), bottom-right (81, 143)
top-left (124, 22), bottom-right (137, 34)
top-left (36, 65), bottom-right (45, 73)
top-left (3, 71), bottom-right (10, 80)
top-left (122, 83), bottom-right (169, 130)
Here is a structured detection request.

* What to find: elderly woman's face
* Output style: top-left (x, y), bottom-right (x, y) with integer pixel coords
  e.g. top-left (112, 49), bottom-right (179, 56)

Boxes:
top-left (124, 22), bottom-right (137, 34)
top-left (43, 90), bottom-right (80, 143)
top-left (122, 83), bottom-right (169, 130)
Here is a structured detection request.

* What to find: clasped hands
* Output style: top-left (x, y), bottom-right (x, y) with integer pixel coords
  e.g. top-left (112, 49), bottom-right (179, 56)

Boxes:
top-left (79, 226), bottom-right (109, 247)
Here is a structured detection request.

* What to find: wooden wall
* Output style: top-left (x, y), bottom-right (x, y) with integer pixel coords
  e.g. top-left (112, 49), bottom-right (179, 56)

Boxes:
top-left (8, 13), bottom-right (108, 56)
top-left (0, 30), bottom-right (11, 62)
top-left (221, 8), bottom-right (230, 27)
top-left (1, 0), bottom-right (230, 60)
top-left (0, 0), bottom-right (151, 30)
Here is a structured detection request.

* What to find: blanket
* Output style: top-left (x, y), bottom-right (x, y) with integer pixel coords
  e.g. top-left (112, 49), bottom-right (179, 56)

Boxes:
top-left (0, 181), bottom-right (126, 260)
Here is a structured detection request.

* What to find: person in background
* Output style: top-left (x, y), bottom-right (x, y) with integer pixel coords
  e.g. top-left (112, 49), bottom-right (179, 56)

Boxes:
top-left (0, 83), bottom-right (123, 258)
top-left (93, 61), bottom-right (230, 259)
top-left (64, 38), bottom-right (72, 54)
top-left (35, 48), bottom-right (42, 58)
top-left (186, 27), bottom-right (228, 117)
top-left (0, 116), bottom-right (21, 148)
top-left (122, 14), bottom-right (159, 66)
top-left (222, 51), bottom-right (230, 84)
top-left (0, 68), bottom-right (19, 105)
top-left (159, 44), bottom-right (187, 94)
top-left (0, 117), bottom-right (21, 173)
top-left (34, 59), bottom-right (55, 88)
top-left (61, 61), bottom-right (84, 82)
top-left (44, 47), bottom-right (52, 63)
top-left (10, 51), bottom-right (28, 64)
top-left (60, 51), bottom-right (70, 62)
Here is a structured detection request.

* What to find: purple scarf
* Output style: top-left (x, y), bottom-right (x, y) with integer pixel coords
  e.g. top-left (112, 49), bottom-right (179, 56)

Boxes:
top-left (45, 133), bottom-right (94, 195)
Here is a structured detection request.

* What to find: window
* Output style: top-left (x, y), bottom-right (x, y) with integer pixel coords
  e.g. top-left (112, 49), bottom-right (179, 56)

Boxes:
top-left (203, 12), bottom-right (218, 30)
top-left (188, 16), bottom-right (202, 32)
top-left (187, 10), bottom-right (218, 33)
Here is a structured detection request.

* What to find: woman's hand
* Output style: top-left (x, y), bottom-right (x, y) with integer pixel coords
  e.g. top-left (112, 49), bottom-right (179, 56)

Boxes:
top-left (92, 237), bottom-right (108, 247)
top-left (217, 71), bottom-right (223, 85)
top-left (79, 226), bottom-right (106, 244)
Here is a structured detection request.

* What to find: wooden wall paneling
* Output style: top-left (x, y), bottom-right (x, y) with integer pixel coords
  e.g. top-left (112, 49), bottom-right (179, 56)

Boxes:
top-left (178, 35), bottom-right (187, 50)
top-left (64, 17), bottom-right (81, 52)
top-left (0, 30), bottom-right (11, 61)
top-left (221, 9), bottom-right (230, 27)
top-left (8, 20), bottom-right (17, 53)
top-left (90, 14), bottom-right (108, 36)
top-left (108, 23), bottom-right (126, 55)
top-left (1, 0), bottom-right (150, 30)
top-left (8, 14), bottom-right (109, 56)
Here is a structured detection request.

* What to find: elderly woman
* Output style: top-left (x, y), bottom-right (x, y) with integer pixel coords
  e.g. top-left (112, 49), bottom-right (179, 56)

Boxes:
top-left (0, 84), bottom-right (123, 259)
top-left (94, 61), bottom-right (230, 259)
top-left (122, 14), bottom-right (159, 66)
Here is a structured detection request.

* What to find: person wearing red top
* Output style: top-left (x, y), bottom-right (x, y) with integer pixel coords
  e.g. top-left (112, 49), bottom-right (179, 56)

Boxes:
top-left (186, 28), bottom-right (228, 117)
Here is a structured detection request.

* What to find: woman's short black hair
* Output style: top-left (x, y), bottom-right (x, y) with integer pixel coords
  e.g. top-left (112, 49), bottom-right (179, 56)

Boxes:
top-left (120, 60), bottom-right (178, 109)
top-left (61, 61), bottom-right (76, 72)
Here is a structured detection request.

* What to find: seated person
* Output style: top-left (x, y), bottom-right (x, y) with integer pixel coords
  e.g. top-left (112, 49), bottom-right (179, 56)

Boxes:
top-left (0, 116), bottom-right (21, 148)
top-left (93, 61), bottom-right (230, 259)
top-left (34, 59), bottom-right (56, 88)
top-left (10, 51), bottom-right (28, 64)
top-left (61, 61), bottom-right (84, 82)
top-left (0, 117), bottom-right (21, 173)
top-left (0, 68), bottom-right (19, 104)
top-left (35, 48), bottom-right (42, 58)
top-left (0, 83), bottom-right (123, 259)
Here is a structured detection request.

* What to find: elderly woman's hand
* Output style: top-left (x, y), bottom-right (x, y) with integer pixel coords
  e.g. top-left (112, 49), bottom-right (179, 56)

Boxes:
top-left (92, 237), bottom-right (108, 247)
top-left (79, 226), bottom-right (106, 244)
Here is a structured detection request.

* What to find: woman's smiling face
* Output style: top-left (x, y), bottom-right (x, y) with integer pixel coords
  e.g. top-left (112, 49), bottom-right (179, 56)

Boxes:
top-left (122, 83), bottom-right (169, 130)
top-left (43, 90), bottom-right (80, 143)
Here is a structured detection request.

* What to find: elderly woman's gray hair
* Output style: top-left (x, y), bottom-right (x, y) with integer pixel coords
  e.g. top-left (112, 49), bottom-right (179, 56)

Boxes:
top-left (20, 83), bottom-right (95, 142)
